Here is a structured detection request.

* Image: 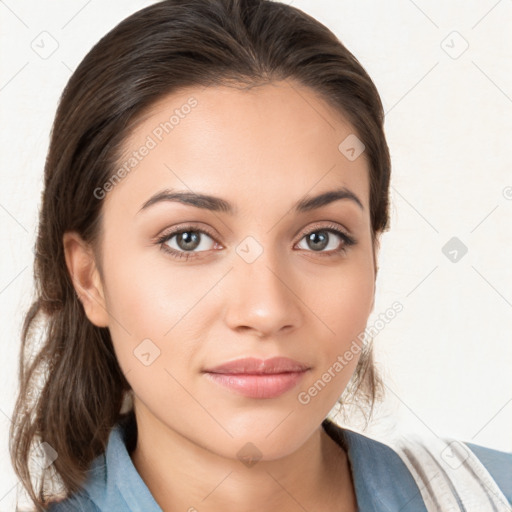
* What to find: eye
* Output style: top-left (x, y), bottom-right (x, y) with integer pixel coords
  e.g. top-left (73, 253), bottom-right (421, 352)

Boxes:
top-left (156, 226), bottom-right (219, 260)
top-left (155, 222), bottom-right (357, 261)
top-left (295, 223), bottom-right (356, 256)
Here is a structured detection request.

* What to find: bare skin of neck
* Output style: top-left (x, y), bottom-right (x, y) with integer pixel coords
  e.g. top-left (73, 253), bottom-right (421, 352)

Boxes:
top-left (131, 419), bottom-right (358, 512)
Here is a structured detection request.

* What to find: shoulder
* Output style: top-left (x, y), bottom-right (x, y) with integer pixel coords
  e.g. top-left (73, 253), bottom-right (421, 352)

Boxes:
top-left (46, 492), bottom-right (100, 511)
top-left (463, 440), bottom-right (512, 504)
top-left (45, 418), bottom-right (160, 511)
top-left (323, 420), bottom-right (512, 511)
top-left (44, 438), bottom-right (110, 511)
top-left (44, 457), bottom-right (107, 511)
top-left (387, 431), bottom-right (512, 509)
top-left (323, 420), bottom-right (430, 511)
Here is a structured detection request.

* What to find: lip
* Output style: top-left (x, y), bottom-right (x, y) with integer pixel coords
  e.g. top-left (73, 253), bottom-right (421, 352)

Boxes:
top-left (203, 357), bottom-right (311, 399)
top-left (204, 356), bottom-right (311, 374)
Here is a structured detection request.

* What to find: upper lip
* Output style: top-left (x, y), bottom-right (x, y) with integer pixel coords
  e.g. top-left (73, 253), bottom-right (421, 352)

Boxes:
top-left (204, 357), bottom-right (311, 375)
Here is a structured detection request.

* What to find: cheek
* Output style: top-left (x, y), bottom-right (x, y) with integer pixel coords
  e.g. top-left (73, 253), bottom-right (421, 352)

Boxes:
top-left (307, 256), bottom-right (375, 348)
top-left (100, 238), bottom-right (220, 406)
top-left (102, 255), bottom-right (202, 429)
top-left (101, 237), bottom-right (206, 337)
top-left (327, 274), bottom-right (374, 341)
top-left (292, 254), bottom-right (375, 409)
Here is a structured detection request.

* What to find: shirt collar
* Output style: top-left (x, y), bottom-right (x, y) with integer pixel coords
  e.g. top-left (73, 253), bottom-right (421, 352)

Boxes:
top-left (322, 418), bottom-right (427, 511)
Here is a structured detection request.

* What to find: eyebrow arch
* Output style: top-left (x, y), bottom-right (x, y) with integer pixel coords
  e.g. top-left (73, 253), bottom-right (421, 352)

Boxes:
top-left (137, 186), bottom-right (364, 215)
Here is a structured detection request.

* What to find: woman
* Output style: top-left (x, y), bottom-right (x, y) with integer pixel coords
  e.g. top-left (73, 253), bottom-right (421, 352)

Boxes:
top-left (9, 0), bottom-right (511, 511)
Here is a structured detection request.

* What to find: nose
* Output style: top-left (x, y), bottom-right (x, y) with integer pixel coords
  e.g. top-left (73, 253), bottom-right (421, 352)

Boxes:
top-left (222, 244), bottom-right (303, 339)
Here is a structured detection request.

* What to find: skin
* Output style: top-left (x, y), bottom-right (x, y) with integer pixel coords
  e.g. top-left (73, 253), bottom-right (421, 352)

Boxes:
top-left (63, 79), bottom-right (379, 512)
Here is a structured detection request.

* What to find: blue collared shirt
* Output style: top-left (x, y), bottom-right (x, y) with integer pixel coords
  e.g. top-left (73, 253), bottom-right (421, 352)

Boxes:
top-left (48, 417), bottom-right (512, 511)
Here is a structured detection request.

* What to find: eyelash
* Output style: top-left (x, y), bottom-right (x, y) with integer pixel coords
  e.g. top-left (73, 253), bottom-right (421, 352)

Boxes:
top-left (155, 222), bottom-right (357, 261)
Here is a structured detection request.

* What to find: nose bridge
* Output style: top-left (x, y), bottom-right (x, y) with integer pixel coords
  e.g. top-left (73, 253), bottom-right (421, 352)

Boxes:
top-left (223, 234), bottom-right (302, 336)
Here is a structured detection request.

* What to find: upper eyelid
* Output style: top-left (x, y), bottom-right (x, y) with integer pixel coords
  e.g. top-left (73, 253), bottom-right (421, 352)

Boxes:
top-left (156, 224), bottom-right (217, 243)
top-left (298, 221), bottom-right (351, 237)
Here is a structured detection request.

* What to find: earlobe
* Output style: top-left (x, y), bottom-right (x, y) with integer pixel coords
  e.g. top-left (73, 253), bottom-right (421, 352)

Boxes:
top-left (62, 231), bottom-right (109, 328)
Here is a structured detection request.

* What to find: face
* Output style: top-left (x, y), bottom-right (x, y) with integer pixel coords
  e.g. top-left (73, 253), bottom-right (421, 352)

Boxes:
top-left (68, 80), bottom-right (377, 460)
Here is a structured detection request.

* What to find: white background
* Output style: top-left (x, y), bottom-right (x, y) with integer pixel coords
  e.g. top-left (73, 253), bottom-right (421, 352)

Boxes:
top-left (1, 0), bottom-right (511, 509)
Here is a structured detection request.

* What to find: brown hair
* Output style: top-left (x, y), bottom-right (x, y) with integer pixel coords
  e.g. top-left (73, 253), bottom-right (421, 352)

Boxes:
top-left (10, 0), bottom-right (390, 509)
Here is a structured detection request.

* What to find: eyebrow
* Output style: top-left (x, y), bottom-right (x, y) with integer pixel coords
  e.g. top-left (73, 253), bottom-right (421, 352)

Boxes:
top-left (137, 186), bottom-right (364, 215)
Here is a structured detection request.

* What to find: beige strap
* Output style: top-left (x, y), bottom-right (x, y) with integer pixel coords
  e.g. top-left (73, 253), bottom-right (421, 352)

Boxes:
top-left (387, 432), bottom-right (511, 511)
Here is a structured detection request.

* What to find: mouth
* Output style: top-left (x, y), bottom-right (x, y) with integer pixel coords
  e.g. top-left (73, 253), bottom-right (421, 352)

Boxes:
top-left (204, 356), bottom-right (311, 374)
top-left (202, 356), bottom-right (311, 399)
top-left (203, 370), bottom-right (309, 399)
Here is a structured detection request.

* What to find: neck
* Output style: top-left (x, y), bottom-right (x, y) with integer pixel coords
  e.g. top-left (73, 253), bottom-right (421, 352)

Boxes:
top-left (129, 405), bottom-right (357, 512)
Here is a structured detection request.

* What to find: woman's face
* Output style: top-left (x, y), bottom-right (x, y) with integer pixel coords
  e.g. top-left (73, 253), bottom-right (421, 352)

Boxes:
top-left (81, 80), bottom-right (377, 459)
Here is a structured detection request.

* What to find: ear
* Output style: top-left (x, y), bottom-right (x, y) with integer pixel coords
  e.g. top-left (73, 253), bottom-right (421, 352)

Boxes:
top-left (372, 235), bottom-right (380, 283)
top-left (62, 231), bottom-right (109, 328)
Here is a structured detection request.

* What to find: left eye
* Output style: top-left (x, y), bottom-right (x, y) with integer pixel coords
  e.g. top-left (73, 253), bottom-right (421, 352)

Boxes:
top-left (296, 228), bottom-right (354, 253)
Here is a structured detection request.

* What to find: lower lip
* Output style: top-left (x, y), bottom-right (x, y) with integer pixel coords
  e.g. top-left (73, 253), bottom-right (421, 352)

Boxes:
top-left (204, 371), bottom-right (308, 399)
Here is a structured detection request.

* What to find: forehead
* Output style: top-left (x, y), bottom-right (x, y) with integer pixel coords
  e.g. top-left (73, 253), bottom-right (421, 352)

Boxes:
top-left (105, 80), bottom-right (370, 217)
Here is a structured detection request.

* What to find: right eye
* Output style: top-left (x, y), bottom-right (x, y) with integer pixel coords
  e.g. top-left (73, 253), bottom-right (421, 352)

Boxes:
top-left (156, 227), bottom-right (220, 260)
